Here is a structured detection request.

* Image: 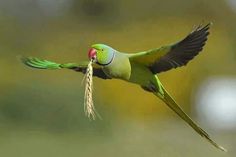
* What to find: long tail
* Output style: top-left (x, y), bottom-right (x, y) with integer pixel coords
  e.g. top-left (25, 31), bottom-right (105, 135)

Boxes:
top-left (155, 88), bottom-right (227, 152)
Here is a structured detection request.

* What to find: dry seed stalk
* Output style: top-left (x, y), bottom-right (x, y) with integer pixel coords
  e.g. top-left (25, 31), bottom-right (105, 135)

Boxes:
top-left (84, 60), bottom-right (97, 120)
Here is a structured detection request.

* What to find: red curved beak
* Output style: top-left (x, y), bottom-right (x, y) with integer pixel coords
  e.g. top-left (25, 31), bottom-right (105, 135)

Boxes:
top-left (88, 48), bottom-right (97, 60)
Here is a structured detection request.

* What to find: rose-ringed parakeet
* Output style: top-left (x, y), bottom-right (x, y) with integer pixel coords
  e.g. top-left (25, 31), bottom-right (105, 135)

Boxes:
top-left (22, 23), bottom-right (226, 151)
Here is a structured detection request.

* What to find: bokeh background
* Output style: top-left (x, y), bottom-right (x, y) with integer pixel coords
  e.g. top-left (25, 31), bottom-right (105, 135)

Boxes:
top-left (0, 0), bottom-right (236, 156)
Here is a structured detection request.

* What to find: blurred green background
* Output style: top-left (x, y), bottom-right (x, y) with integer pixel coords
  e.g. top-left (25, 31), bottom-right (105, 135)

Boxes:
top-left (0, 0), bottom-right (236, 156)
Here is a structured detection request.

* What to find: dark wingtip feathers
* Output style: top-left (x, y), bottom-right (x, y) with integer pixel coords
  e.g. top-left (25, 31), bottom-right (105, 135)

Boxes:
top-left (179, 22), bottom-right (211, 57)
top-left (192, 22), bottom-right (212, 32)
top-left (151, 22), bottom-right (212, 73)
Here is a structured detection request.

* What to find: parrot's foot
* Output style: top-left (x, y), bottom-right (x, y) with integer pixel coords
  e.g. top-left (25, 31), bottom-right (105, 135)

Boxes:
top-left (141, 82), bottom-right (164, 98)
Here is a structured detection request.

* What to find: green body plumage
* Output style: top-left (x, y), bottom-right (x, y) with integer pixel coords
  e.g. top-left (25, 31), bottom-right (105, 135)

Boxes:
top-left (22, 23), bottom-right (226, 151)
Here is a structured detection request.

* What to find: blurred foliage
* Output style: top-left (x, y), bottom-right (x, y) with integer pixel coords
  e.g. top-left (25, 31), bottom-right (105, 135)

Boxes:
top-left (0, 0), bottom-right (235, 156)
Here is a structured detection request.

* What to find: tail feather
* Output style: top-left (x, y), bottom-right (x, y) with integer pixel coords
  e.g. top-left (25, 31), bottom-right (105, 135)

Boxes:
top-left (156, 88), bottom-right (227, 152)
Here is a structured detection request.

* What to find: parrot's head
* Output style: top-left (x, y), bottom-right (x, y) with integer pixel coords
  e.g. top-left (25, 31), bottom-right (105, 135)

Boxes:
top-left (88, 44), bottom-right (115, 66)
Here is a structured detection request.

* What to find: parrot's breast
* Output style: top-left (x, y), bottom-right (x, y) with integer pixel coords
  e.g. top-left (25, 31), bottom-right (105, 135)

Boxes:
top-left (102, 53), bottom-right (131, 80)
top-left (128, 61), bottom-right (156, 87)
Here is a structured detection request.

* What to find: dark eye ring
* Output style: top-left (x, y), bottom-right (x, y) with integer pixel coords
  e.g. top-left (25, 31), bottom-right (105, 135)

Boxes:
top-left (101, 49), bottom-right (104, 51)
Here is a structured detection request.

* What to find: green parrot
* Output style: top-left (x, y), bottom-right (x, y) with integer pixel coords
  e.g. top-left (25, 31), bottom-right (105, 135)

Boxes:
top-left (22, 23), bottom-right (226, 151)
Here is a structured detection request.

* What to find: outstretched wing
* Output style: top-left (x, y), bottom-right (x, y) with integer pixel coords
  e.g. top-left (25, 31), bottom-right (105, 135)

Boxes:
top-left (128, 23), bottom-right (211, 73)
top-left (22, 57), bottom-right (110, 79)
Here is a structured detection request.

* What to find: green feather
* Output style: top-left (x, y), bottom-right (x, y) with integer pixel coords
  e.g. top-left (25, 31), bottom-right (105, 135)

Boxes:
top-left (21, 57), bottom-right (62, 69)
